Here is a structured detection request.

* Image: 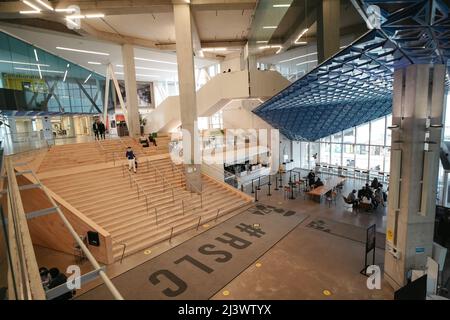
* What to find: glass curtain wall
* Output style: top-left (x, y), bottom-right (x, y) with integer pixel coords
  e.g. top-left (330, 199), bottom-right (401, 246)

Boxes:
top-left (297, 115), bottom-right (392, 173)
top-left (0, 30), bottom-right (105, 113)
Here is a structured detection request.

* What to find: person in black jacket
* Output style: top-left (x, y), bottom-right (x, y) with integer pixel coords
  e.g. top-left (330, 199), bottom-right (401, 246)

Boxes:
top-left (92, 120), bottom-right (100, 140)
top-left (48, 268), bottom-right (74, 300)
top-left (98, 120), bottom-right (106, 140)
top-left (307, 170), bottom-right (316, 187)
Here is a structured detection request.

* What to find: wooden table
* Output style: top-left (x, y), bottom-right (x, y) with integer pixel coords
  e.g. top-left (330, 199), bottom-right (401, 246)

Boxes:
top-left (307, 177), bottom-right (346, 203)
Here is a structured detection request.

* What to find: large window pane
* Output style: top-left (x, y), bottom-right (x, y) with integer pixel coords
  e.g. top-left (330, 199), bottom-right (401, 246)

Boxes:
top-left (370, 117), bottom-right (385, 145)
top-left (320, 142), bottom-right (330, 164)
top-left (343, 144), bottom-right (355, 167)
top-left (310, 142), bottom-right (319, 167)
top-left (356, 123), bottom-right (370, 144)
top-left (384, 147), bottom-right (391, 173)
top-left (300, 142), bottom-right (309, 168)
top-left (331, 131), bottom-right (342, 143)
top-left (343, 128), bottom-right (355, 144)
top-left (369, 146), bottom-right (384, 171)
top-left (355, 145), bottom-right (369, 170)
top-left (330, 143), bottom-right (342, 166)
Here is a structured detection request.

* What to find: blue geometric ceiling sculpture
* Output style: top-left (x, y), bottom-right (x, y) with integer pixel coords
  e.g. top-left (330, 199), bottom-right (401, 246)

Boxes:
top-left (253, 0), bottom-right (450, 141)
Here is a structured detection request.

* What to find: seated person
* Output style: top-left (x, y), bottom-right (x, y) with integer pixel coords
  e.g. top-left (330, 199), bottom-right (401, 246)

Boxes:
top-left (357, 187), bottom-right (365, 199)
top-left (39, 267), bottom-right (50, 290)
top-left (148, 134), bottom-right (157, 146)
top-left (312, 178), bottom-right (324, 188)
top-left (371, 177), bottom-right (380, 189)
top-left (48, 268), bottom-right (74, 300)
top-left (364, 183), bottom-right (374, 198)
top-left (139, 135), bottom-right (149, 147)
top-left (307, 170), bottom-right (315, 187)
top-left (346, 189), bottom-right (359, 205)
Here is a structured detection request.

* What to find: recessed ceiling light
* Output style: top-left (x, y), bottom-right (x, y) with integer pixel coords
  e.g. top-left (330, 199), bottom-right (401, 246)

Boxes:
top-left (36, 0), bottom-right (54, 11)
top-left (56, 46), bottom-right (110, 56)
top-left (85, 14), bottom-right (105, 18)
top-left (19, 10), bottom-right (40, 14)
top-left (55, 8), bottom-right (76, 12)
top-left (273, 4), bottom-right (291, 8)
top-left (116, 64), bottom-right (176, 73)
top-left (63, 70), bottom-right (68, 82)
top-left (33, 49), bottom-right (39, 62)
top-left (14, 67), bottom-right (64, 73)
top-left (294, 28), bottom-right (309, 44)
top-left (259, 45), bottom-right (282, 54)
top-left (201, 48), bottom-right (228, 52)
top-left (67, 14), bottom-right (85, 19)
top-left (0, 59), bottom-right (49, 67)
top-left (88, 61), bottom-right (102, 65)
top-left (256, 41), bottom-right (269, 44)
top-left (134, 57), bottom-right (177, 65)
top-left (115, 71), bottom-right (160, 78)
top-left (84, 73), bottom-right (92, 83)
top-left (263, 26), bottom-right (278, 29)
top-left (22, 0), bottom-right (41, 11)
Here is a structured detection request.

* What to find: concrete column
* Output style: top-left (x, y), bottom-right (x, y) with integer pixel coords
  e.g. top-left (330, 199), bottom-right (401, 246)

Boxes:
top-left (173, 3), bottom-right (202, 191)
top-left (317, 0), bottom-right (340, 63)
top-left (121, 43), bottom-right (140, 137)
top-left (384, 64), bottom-right (446, 290)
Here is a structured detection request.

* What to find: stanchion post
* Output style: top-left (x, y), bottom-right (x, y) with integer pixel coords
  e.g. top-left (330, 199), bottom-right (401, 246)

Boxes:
top-left (196, 216), bottom-right (201, 231)
top-left (169, 227), bottom-right (174, 243)
top-left (251, 180), bottom-right (254, 193)
top-left (255, 187), bottom-right (258, 202)
top-left (267, 175), bottom-right (272, 196)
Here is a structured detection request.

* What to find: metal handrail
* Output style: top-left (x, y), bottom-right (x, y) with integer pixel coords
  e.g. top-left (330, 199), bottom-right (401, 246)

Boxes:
top-left (122, 164), bottom-right (151, 212)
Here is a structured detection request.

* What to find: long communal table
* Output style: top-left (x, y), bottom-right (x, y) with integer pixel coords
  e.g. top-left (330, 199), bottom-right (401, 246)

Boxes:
top-left (306, 177), bottom-right (346, 203)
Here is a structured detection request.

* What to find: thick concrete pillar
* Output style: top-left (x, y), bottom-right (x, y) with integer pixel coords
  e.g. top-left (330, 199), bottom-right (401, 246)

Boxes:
top-left (173, 3), bottom-right (202, 191)
top-left (121, 44), bottom-right (140, 137)
top-left (385, 64), bottom-right (446, 290)
top-left (317, 0), bottom-right (340, 63)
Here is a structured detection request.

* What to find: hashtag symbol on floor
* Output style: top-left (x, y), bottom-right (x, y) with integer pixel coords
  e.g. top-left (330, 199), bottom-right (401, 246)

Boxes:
top-left (235, 223), bottom-right (266, 237)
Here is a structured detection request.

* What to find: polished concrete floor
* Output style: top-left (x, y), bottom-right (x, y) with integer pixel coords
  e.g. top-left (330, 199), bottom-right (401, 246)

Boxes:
top-left (33, 169), bottom-right (395, 300)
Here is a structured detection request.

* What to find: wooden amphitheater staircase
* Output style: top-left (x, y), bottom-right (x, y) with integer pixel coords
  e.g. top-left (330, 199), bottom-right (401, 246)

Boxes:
top-left (38, 134), bottom-right (172, 173)
top-left (39, 143), bottom-right (253, 261)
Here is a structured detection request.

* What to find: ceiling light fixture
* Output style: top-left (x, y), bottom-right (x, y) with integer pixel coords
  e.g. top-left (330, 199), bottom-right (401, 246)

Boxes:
top-left (85, 14), bottom-right (105, 18)
top-left (14, 67), bottom-right (64, 73)
top-left (36, 64), bottom-right (42, 79)
top-left (19, 10), bottom-right (41, 14)
top-left (36, 0), bottom-right (54, 11)
top-left (0, 59), bottom-right (49, 67)
top-left (88, 61), bottom-right (102, 65)
top-left (33, 49), bottom-right (39, 62)
top-left (116, 64), bottom-right (176, 73)
top-left (63, 70), bottom-right (68, 82)
top-left (67, 14), bottom-right (85, 19)
top-left (259, 45), bottom-right (282, 54)
top-left (55, 8), bottom-right (76, 13)
top-left (84, 73), bottom-right (92, 83)
top-left (256, 41), bottom-right (269, 44)
top-left (294, 28), bottom-right (309, 45)
top-left (22, 0), bottom-right (41, 11)
top-left (134, 57), bottom-right (177, 65)
top-left (201, 48), bottom-right (227, 52)
top-left (115, 71), bottom-right (159, 78)
top-left (273, 4), bottom-right (291, 7)
top-left (263, 26), bottom-right (278, 29)
top-left (278, 52), bottom-right (317, 63)
top-left (56, 46), bottom-right (110, 56)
